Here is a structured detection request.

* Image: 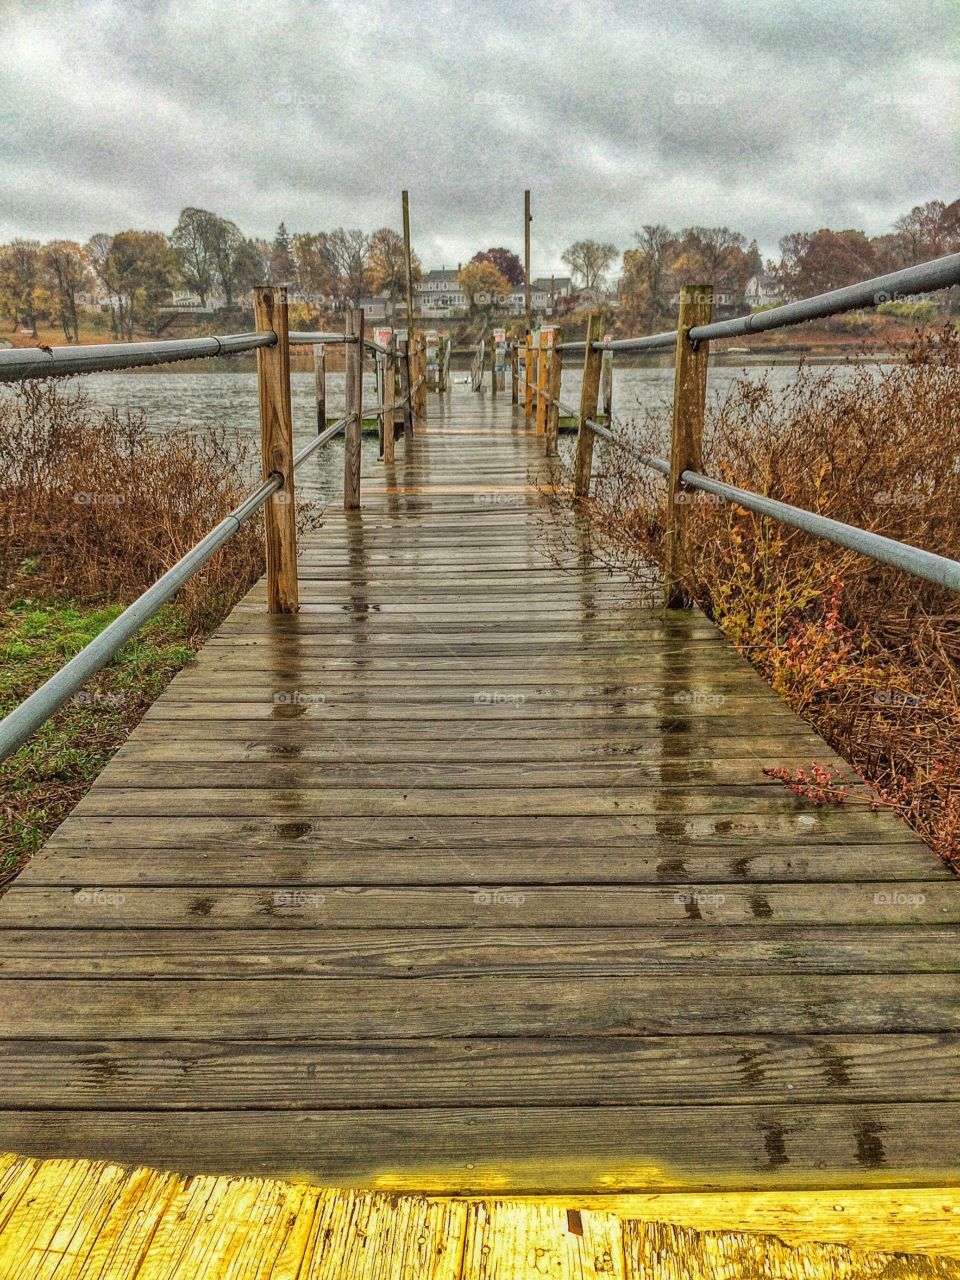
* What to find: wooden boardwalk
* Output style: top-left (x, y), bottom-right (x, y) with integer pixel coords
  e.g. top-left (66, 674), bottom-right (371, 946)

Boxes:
top-left (1, 387), bottom-right (958, 1193)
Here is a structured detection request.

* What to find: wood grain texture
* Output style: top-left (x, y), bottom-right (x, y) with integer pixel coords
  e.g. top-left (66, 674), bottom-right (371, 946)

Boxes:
top-left (0, 387), bottom-right (954, 1194)
top-left (254, 287), bottom-right (298, 614)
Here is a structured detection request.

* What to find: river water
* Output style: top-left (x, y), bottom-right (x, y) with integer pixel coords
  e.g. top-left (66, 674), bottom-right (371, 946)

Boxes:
top-left (4, 360), bottom-right (889, 504)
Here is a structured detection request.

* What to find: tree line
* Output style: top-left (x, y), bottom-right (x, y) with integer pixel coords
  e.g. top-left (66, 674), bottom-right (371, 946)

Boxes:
top-left (0, 210), bottom-right (426, 341)
top-left (1, 197), bottom-right (957, 341)
top-left (618, 199), bottom-right (960, 331)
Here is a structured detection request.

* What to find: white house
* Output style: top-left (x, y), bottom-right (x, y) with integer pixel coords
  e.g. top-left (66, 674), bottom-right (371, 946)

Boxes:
top-left (416, 268), bottom-right (467, 317)
top-left (744, 274), bottom-right (783, 309)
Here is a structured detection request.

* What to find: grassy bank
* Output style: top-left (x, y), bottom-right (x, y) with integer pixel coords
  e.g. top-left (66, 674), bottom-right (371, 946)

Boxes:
top-left (0, 381), bottom-right (319, 884)
top-left (554, 329), bottom-right (960, 870)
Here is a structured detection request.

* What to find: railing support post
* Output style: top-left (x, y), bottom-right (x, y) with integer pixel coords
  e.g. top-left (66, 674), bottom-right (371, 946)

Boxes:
top-left (545, 326), bottom-right (564, 457)
top-left (601, 347), bottom-right (613, 423)
top-left (524, 333), bottom-right (534, 417)
top-left (510, 342), bottom-right (519, 405)
top-left (344, 307), bottom-right (364, 510)
top-left (490, 333), bottom-right (497, 396)
top-left (314, 343), bottom-right (326, 432)
top-left (399, 338), bottom-right (413, 437)
top-left (535, 329), bottom-right (550, 436)
top-left (573, 312), bottom-right (606, 498)
top-left (665, 284), bottom-right (712, 608)
top-left (417, 332), bottom-right (428, 420)
top-left (254, 286), bottom-right (298, 614)
top-left (383, 334), bottom-right (397, 465)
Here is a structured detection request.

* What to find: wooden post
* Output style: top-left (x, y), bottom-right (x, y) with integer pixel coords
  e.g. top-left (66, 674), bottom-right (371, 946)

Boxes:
top-left (573, 311), bottom-right (606, 498)
top-left (523, 190), bottom-right (532, 335)
top-left (545, 326), bottom-right (564, 457)
top-left (383, 334), bottom-right (397, 464)
top-left (402, 190), bottom-right (415, 348)
top-left (417, 332), bottom-right (428, 420)
top-left (510, 342), bottom-right (519, 404)
top-left (535, 329), bottom-right (550, 436)
top-left (399, 338), bottom-right (413, 436)
top-left (314, 343), bottom-right (326, 432)
top-left (490, 333), bottom-right (497, 396)
top-left (254, 286), bottom-right (298, 614)
top-left (665, 284), bottom-right (712, 608)
top-left (344, 307), bottom-right (365, 510)
top-left (524, 333), bottom-right (534, 416)
top-left (601, 347), bottom-right (613, 423)
top-left (375, 353), bottom-right (385, 458)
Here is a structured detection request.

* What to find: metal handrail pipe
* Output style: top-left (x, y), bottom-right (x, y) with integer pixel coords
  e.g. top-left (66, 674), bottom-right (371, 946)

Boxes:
top-left (681, 470), bottom-right (960, 592)
top-left (0, 473), bottom-right (283, 762)
top-left (689, 250), bottom-right (960, 343)
top-left (559, 333), bottom-right (677, 355)
top-left (0, 333), bottom-right (276, 382)
top-left (292, 414), bottom-right (351, 468)
top-left (586, 420), bottom-right (671, 476)
top-left (288, 332), bottom-right (354, 345)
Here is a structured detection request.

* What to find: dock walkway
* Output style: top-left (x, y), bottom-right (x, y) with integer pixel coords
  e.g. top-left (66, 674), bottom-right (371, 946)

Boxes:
top-left (0, 387), bottom-right (957, 1193)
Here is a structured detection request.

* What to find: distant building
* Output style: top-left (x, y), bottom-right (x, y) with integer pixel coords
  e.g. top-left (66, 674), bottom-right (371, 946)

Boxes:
top-left (744, 274), bottom-right (784, 309)
top-left (417, 268), bottom-right (467, 317)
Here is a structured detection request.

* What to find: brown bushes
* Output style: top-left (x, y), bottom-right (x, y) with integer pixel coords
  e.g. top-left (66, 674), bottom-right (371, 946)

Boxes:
top-left (0, 380), bottom-right (318, 635)
top-left (563, 328), bottom-right (960, 868)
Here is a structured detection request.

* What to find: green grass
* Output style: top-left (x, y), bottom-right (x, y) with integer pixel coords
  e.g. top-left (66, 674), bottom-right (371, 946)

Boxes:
top-left (0, 598), bottom-right (196, 879)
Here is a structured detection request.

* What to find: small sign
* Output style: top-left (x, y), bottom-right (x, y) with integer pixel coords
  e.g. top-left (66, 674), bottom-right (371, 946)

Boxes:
top-left (540, 327), bottom-right (556, 347)
top-left (373, 326), bottom-right (393, 348)
top-left (493, 327), bottom-right (506, 345)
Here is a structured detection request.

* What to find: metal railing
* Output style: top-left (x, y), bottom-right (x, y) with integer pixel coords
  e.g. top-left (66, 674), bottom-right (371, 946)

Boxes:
top-left (0, 287), bottom-right (430, 760)
top-left (521, 249), bottom-right (960, 603)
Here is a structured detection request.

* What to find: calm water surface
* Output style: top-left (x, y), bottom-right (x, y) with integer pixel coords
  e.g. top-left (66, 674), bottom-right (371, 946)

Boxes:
top-left (4, 360), bottom-right (890, 503)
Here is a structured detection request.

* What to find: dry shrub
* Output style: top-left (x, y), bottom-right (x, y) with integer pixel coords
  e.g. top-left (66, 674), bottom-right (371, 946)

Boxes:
top-left (562, 328), bottom-right (960, 868)
top-left (0, 380), bottom-right (318, 634)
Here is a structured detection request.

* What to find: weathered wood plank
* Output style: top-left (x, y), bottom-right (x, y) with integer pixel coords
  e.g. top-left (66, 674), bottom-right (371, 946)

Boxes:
top-left (1, 1034), bottom-right (957, 1108)
top-left (4, 1104), bottom-right (960, 1191)
top-left (3, 974), bottom-right (959, 1037)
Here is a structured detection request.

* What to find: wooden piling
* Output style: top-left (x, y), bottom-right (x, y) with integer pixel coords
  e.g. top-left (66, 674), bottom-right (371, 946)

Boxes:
top-left (510, 342), bottom-right (519, 404)
top-left (399, 338), bottom-right (413, 436)
top-left (383, 334), bottom-right (397, 465)
top-left (344, 307), bottom-right (364, 510)
top-left (601, 346), bottom-right (613, 423)
top-left (523, 189), bottom-right (532, 335)
top-left (665, 284), bottom-right (712, 608)
top-left (314, 343), bottom-right (325, 432)
top-left (573, 311), bottom-right (606, 498)
top-left (535, 329), bottom-right (550, 436)
top-left (253, 286), bottom-right (298, 613)
top-left (524, 333), bottom-right (534, 416)
top-left (545, 326), bottom-right (564, 457)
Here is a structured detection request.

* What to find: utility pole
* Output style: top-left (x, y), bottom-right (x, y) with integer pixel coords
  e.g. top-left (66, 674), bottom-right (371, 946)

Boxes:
top-left (524, 189), bottom-right (532, 334)
top-left (402, 190), bottom-right (415, 343)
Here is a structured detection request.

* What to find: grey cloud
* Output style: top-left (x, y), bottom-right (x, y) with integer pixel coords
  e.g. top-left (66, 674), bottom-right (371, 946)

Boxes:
top-left (0, 0), bottom-right (956, 269)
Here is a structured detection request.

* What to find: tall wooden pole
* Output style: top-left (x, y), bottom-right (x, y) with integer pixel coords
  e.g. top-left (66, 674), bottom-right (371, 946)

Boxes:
top-left (344, 307), bottom-right (365, 510)
top-left (254, 286), bottom-right (298, 613)
top-left (523, 190), bottom-right (532, 335)
top-left (665, 285), bottom-right (712, 608)
top-left (510, 342), bottom-right (519, 404)
top-left (573, 311), bottom-right (606, 498)
top-left (402, 190), bottom-right (415, 354)
top-left (399, 338), bottom-right (412, 436)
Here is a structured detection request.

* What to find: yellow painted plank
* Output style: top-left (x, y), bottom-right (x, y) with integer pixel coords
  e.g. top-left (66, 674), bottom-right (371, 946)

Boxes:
top-left (624, 1217), bottom-right (960, 1277)
top-left (4, 1155), bottom-right (960, 1277)
top-left (460, 1201), bottom-right (624, 1280)
top-left (507, 1189), bottom-right (960, 1260)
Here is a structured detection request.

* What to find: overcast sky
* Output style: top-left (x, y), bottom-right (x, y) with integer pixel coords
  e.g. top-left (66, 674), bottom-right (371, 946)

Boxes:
top-left (1, 0), bottom-right (957, 273)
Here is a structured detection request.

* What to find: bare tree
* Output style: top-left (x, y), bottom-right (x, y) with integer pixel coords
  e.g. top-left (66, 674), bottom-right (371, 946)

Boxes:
top-left (561, 240), bottom-right (618, 292)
